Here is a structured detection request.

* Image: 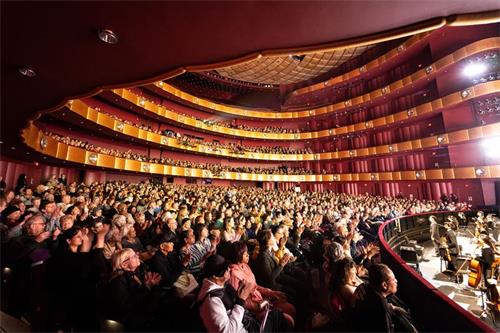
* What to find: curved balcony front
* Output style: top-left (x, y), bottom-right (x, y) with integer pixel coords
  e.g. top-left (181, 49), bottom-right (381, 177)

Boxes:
top-left (23, 123), bottom-right (500, 183)
top-left (111, 80), bottom-right (499, 140)
top-left (65, 99), bottom-right (500, 162)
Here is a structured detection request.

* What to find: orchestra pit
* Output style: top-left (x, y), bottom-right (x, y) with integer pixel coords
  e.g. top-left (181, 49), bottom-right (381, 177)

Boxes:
top-left (1, 2), bottom-right (500, 332)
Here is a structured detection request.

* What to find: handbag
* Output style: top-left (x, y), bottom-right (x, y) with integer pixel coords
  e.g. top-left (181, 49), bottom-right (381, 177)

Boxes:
top-left (173, 271), bottom-right (199, 298)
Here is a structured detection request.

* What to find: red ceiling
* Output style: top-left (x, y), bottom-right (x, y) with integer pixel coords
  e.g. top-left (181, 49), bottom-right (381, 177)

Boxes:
top-left (1, 1), bottom-right (499, 157)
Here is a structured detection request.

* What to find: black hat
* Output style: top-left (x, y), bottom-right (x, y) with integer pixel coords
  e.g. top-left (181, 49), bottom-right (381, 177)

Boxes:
top-left (155, 232), bottom-right (176, 246)
top-left (1, 205), bottom-right (20, 218)
top-left (203, 255), bottom-right (229, 278)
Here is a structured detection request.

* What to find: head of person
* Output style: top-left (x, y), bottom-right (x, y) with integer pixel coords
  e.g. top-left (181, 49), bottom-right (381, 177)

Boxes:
top-left (181, 217), bottom-right (191, 231)
top-left (257, 229), bottom-right (275, 251)
top-left (112, 248), bottom-right (140, 272)
top-left (106, 224), bottom-right (123, 244)
top-left (229, 241), bottom-right (249, 265)
top-left (368, 264), bottom-right (398, 297)
top-left (156, 233), bottom-right (176, 255)
top-left (203, 254), bottom-right (230, 286)
top-left (2, 205), bottom-right (21, 225)
top-left (331, 257), bottom-right (357, 288)
top-left (224, 216), bottom-right (235, 231)
top-left (41, 200), bottom-right (56, 215)
top-left (180, 228), bottom-right (195, 247)
top-left (60, 214), bottom-right (75, 231)
top-left (194, 223), bottom-right (209, 242)
top-left (63, 227), bottom-right (83, 251)
top-left (166, 217), bottom-right (177, 232)
top-left (24, 214), bottom-right (46, 237)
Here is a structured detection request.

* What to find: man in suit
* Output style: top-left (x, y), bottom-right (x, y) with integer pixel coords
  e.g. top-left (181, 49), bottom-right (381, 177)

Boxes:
top-left (444, 222), bottom-right (460, 271)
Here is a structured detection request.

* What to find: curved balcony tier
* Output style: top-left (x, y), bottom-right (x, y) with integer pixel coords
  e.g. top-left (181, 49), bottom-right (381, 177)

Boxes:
top-left (110, 80), bottom-right (499, 140)
top-left (65, 99), bottom-right (500, 162)
top-left (23, 123), bottom-right (500, 182)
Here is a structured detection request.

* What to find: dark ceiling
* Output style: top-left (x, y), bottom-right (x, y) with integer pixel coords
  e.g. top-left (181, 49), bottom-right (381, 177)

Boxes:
top-left (2, 1), bottom-right (499, 159)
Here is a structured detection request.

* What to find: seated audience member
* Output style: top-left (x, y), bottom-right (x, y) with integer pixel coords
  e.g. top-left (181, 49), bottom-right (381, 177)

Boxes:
top-left (228, 241), bottom-right (296, 325)
top-left (104, 248), bottom-right (163, 331)
top-left (59, 214), bottom-right (74, 231)
top-left (253, 229), bottom-right (302, 302)
top-left (178, 228), bottom-right (199, 275)
top-left (122, 225), bottom-right (144, 253)
top-left (223, 216), bottom-right (242, 243)
top-left (190, 224), bottom-right (215, 273)
top-left (5, 215), bottom-right (52, 319)
top-left (329, 257), bottom-right (363, 325)
top-left (149, 233), bottom-right (187, 288)
top-left (48, 225), bottom-right (107, 331)
top-left (352, 263), bottom-right (416, 332)
top-left (1, 205), bottom-right (30, 240)
top-left (198, 255), bottom-right (290, 333)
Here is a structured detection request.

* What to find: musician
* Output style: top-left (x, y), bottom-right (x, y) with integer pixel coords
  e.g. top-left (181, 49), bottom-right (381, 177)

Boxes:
top-left (444, 222), bottom-right (460, 271)
top-left (429, 215), bottom-right (440, 256)
top-left (479, 234), bottom-right (497, 282)
top-left (457, 212), bottom-right (467, 229)
top-left (446, 216), bottom-right (459, 231)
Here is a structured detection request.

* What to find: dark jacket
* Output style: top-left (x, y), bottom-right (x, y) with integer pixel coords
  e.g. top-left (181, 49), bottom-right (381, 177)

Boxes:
top-left (104, 271), bottom-right (162, 331)
top-left (149, 251), bottom-right (184, 288)
top-left (352, 284), bottom-right (394, 332)
top-left (253, 249), bottom-right (283, 290)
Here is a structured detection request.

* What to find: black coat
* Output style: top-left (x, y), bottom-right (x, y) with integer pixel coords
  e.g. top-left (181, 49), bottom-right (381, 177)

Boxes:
top-left (352, 285), bottom-right (394, 332)
top-left (253, 249), bottom-right (283, 290)
top-left (104, 271), bottom-right (162, 330)
top-left (149, 251), bottom-right (184, 288)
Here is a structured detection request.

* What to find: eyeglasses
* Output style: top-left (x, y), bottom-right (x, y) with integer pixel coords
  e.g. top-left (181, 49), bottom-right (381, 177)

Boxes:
top-left (124, 253), bottom-right (139, 262)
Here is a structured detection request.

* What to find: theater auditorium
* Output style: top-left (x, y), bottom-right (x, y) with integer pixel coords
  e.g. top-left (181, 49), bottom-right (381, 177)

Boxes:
top-left (1, 2), bottom-right (499, 332)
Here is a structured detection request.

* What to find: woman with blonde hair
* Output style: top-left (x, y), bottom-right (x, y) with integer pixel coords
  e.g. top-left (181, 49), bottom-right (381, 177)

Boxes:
top-left (105, 248), bottom-right (162, 331)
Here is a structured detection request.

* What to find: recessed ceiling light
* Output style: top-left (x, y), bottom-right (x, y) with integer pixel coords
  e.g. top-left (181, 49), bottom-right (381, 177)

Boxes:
top-left (98, 28), bottom-right (119, 44)
top-left (18, 67), bottom-right (36, 77)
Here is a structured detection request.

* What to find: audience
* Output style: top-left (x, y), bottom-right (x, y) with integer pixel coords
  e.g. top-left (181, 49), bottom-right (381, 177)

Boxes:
top-left (44, 131), bottom-right (313, 175)
top-left (0, 178), bottom-right (466, 331)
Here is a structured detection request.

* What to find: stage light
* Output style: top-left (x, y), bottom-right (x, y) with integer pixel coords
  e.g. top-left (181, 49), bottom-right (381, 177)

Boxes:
top-left (481, 137), bottom-right (500, 158)
top-left (463, 62), bottom-right (487, 78)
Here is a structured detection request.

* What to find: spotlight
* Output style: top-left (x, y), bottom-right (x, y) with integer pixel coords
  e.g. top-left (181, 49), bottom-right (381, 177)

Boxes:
top-left (481, 137), bottom-right (500, 158)
top-left (463, 62), bottom-right (487, 78)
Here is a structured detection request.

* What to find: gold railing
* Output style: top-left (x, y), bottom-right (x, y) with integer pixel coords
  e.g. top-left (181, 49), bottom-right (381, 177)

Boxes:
top-left (23, 122), bottom-right (500, 182)
top-left (112, 80), bottom-right (499, 140)
top-left (68, 99), bottom-right (500, 162)
top-left (148, 38), bottom-right (500, 119)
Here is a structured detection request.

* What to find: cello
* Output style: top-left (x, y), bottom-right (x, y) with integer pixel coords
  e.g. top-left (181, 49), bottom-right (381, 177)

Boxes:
top-left (468, 258), bottom-right (482, 288)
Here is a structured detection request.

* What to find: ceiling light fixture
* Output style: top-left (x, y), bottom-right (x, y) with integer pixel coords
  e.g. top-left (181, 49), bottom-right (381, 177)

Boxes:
top-left (18, 67), bottom-right (36, 77)
top-left (98, 28), bottom-right (119, 44)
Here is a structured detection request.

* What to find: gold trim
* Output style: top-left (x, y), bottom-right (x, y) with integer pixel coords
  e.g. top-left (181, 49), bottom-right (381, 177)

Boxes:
top-left (113, 80), bottom-right (500, 140)
top-left (151, 38), bottom-right (500, 119)
top-left (23, 123), bottom-right (500, 182)
top-left (72, 102), bottom-right (500, 161)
